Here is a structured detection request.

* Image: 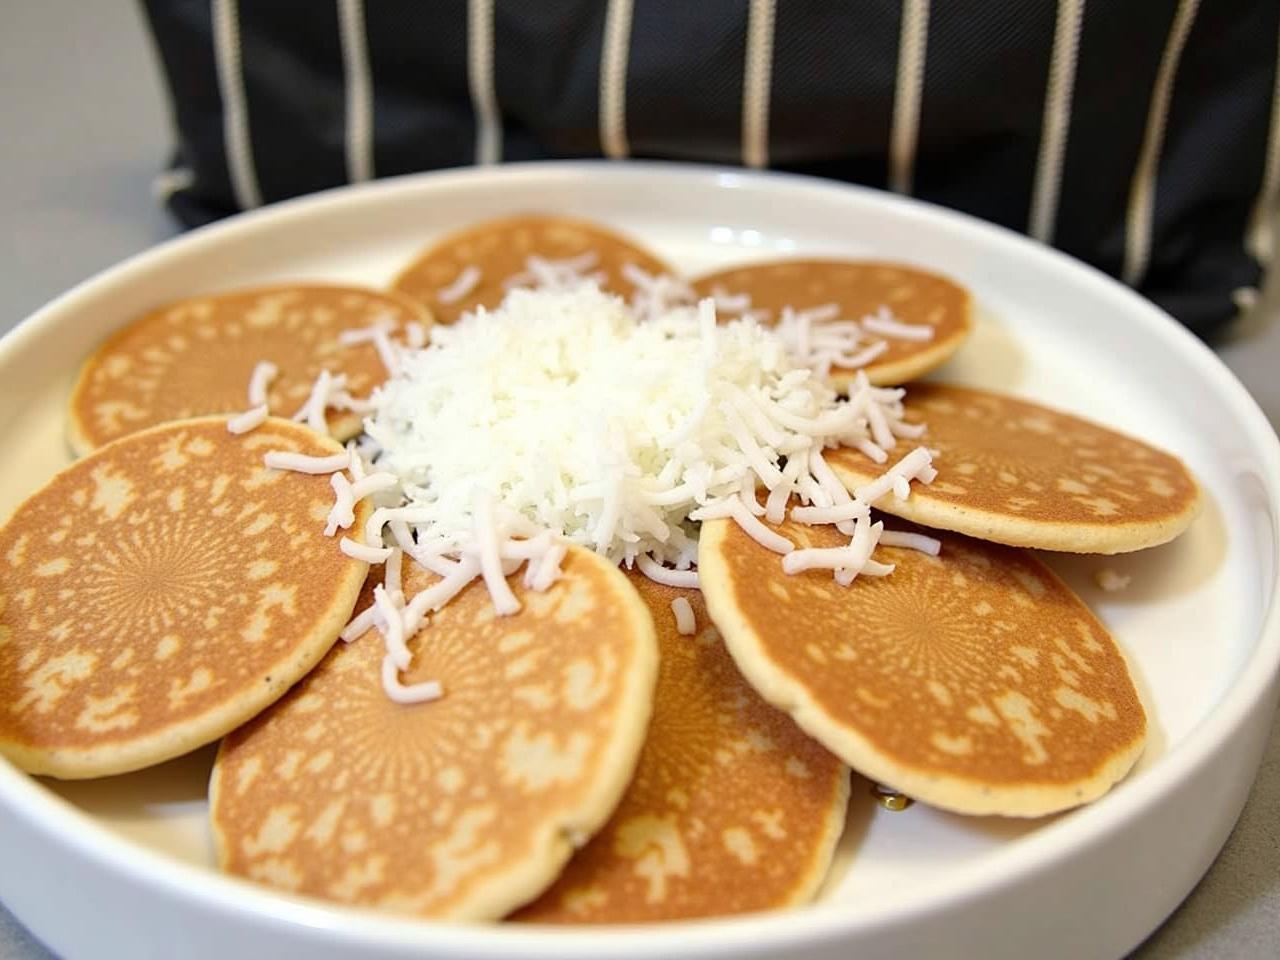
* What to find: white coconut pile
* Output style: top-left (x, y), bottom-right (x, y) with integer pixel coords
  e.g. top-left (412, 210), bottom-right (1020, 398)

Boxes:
top-left (249, 257), bottom-right (941, 703)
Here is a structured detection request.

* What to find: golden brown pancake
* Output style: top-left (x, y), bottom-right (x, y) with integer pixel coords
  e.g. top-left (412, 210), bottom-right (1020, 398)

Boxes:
top-left (391, 214), bottom-right (674, 324)
top-left (210, 549), bottom-right (658, 921)
top-left (67, 285), bottom-right (428, 455)
top-left (691, 259), bottom-right (972, 387)
top-left (698, 514), bottom-right (1148, 817)
top-left (0, 417), bottom-right (370, 779)
top-left (515, 573), bottom-right (848, 923)
top-left (827, 383), bottom-right (1201, 554)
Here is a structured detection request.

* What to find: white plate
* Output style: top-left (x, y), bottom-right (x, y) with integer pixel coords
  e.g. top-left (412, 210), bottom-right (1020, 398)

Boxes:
top-left (1, 162), bottom-right (1277, 959)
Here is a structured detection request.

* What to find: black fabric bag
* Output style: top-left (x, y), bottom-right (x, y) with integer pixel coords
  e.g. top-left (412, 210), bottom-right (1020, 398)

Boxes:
top-left (141, 0), bottom-right (1280, 337)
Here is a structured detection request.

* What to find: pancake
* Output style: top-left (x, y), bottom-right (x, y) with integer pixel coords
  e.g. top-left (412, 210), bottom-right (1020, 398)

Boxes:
top-left (827, 383), bottom-right (1201, 554)
top-left (391, 215), bottom-right (674, 324)
top-left (209, 548), bottom-right (658, 921)
top-left (67, 284), bottom-right (429, 455)
top-left (691, 259), bottom-right (972, 387)
top-left (698, 514), bottom-right (1148, 817)
top-left (0, 417), bottom-right (370, 779)
top-left (515, 573), bottom-right (848, 924)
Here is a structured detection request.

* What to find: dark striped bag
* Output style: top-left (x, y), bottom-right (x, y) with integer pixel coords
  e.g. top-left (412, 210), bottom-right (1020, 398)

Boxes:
top-left (141, 0), bottom-right (1279, 337)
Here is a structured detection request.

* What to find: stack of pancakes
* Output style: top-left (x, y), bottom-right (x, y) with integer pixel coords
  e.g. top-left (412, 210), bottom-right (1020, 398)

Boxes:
top-left (0, 216), bottom-right (1199, 924)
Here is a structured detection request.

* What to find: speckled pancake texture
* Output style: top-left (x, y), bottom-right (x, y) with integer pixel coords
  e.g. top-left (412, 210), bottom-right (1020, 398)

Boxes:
top-left (516, 573), bottom-right (848, 924)
top-left (391, 215), bottom-right (673, 324)
top-left (0, 417), bottom-right (370, 779)
top-left (68, 285), bottom-right (428, 454)
top-left (692, 259), bottom-right (972, 387)
top-left (827, 383), bottom-right (1201, 554)
top-left (698, 515), bottom-right (1148, 817)
top-left (210, 548), bottom-right (658, 921)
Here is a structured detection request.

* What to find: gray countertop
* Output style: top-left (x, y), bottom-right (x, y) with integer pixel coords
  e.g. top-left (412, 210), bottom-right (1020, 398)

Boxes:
top-left (2, 3), bottom-right (1278, 957)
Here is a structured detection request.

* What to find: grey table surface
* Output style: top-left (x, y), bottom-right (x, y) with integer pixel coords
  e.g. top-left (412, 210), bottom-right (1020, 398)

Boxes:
top-left (2, 3), bottom-right (1278, 958)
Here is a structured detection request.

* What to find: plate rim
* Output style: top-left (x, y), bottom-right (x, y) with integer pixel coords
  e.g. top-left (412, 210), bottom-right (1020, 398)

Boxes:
top-left (2, 159), bottom-right (1278, 955)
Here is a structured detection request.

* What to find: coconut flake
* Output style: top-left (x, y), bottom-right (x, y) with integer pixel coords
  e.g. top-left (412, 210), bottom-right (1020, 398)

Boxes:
top-left (381, 655), bottom-right (443, 704)
top-left (247, 361), bottom-right (279, 407)
top-left (671, 597), bottom-right (696, 635)
top-left (853, 447), bottom-right (935, 505)
top-left (636, 554), bottom-right (700, 589)
top-left (861, 306), bottom-right (935, 341)
top-left (340, 537), bottom-right (393, 563)
top-left (878, 530), bottom-right (942, 555)
top-left (227, 405), bottom-right (269, 435)
top-left (437, 266), bottom-right (482, 305)
top-left (263, 450), bottom-right (351, 474)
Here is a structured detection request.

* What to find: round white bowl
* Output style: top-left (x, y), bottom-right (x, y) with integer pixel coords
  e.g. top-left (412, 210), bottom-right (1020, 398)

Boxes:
top-left (0, 162), bottom-right (1276, 959)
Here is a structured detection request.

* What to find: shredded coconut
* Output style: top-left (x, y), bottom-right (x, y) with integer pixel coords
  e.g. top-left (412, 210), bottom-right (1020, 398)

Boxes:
top-left (381, 654), bottom-right (443, 704)
top-left (437, 265), bottom-right (482, 305)
top-left (671, 597), bottom-right (696, 635)
top-left (340, 537), bottom-right (393, 563)
top-left (339, 602), bottom-right (379, 643)
top-left (264, 450), bottom-right (351, 474)
top-left (861, 305), bottom-right (935, 341)
top-left (247, 361), bottom-right (279, 407)
top-left (338, 319), bottom-right (400, 377)
top-left (325, 473), bottom-right (356, 536)
top-left (281, 280), bottom-right (941, 707)
top-left (227, 405), bottom-right (269, 435)
top-left (853, 447), bottom-right (936, 505)
top-left (878, 530), bottom-right (942, 555)
top-left (636, 554), bottom-right (700, 589)
top-left (366, 285), bottom-right (916, 571)
top-left (623, 264), bottom-right (696, 321)
top-left (404, 322), bottom-right (428, 350)
top-left (504, 252), bottom-right (605, 293)
top-left (292, 369), bottom-right (343, 434)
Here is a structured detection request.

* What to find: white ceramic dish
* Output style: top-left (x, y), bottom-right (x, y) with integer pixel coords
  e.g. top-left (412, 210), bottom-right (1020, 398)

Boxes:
top-left (0, 162), bottom-right (1277, 959)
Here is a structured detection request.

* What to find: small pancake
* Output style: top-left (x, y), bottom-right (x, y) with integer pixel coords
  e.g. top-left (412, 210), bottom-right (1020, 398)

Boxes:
top-left (0, 417), bottom-right (370, 779)
top-left (691, 259), bottom-right (972, 387)
top-left (515, 573), bottom-right (848, 923)
top-left (827, 383), bottom-right (1201, 554)
top-left (67, 284), bottom-right (429, 455)
top-left (391, 214), bottom-right (674, 324)
top-left (698, 514), bottom-right (1148, 817)
top-left (210, 549), bottom-right (658, 921)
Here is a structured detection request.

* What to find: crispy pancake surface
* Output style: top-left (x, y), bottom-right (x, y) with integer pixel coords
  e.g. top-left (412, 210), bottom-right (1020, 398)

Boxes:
top-left (698, 515), bottom-right (1147, 817)
top-left (210, 548), bottom-right (658, 920)
top-left (391, 215), bottom-right (672, 324)
top-left (692, 259), bottom-right (972, 387)
top-left (0, 417), bottom-right (369, 778)
top-left (516, 572), bottom-right (847, 923)
top-left (828, 384), bottom-right (1201, 553)
top-left (68, 285), bottom-right (427, 454)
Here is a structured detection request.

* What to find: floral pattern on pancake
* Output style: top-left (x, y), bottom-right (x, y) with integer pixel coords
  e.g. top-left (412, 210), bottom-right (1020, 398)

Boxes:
top-left (697, 513), bottom-right (1148, 817)
top-left (826, 384), bottom-right (1200, 553)
top-left (691, 259), bottom-right (972, 387)
top-left (516, 573), bottom-right (847, 923)
top-left (210, 550), bottom-right (657, 920)
top-left (69, 285), bottom-right (428, 452)
top-left (0, 418), bottom-right (369, 777)
top-left (392, 215), bottom-right (673, 324)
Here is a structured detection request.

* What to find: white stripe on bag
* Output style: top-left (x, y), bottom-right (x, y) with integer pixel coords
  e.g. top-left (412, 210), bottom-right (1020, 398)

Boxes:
top-left (212, 0), bottom-right (262, 209)
top-left (599, 0), bottom-right (634, 158)
top-left (338, 0), bottom-right (375, 183)
top-left (1029, 0), bottom-right (1086, 244)
top-left (1246, 16), bottom-right (1280, 263)
top-left (742, 0), bottom-right (777, 169)
top-left (889, 0), bottom-right (930, 194)
top-left (467, 0), bottom-right (501, 166)
top-left (1123, 0), bottom-right (1200, 288)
